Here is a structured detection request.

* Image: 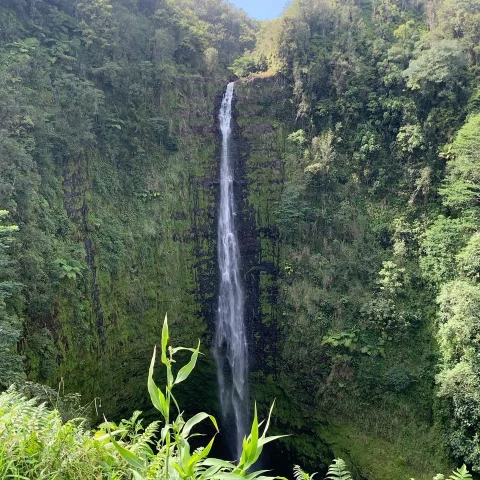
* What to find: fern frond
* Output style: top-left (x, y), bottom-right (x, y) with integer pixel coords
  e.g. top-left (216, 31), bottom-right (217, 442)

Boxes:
top-left (130, 420), bottom-right (159, 457)
top-left (326, 459), bottom-right (352, 480)
top-left (294, 464), bottom-right (311, 480)
top-left (448, 465), bottom-right (472, 480)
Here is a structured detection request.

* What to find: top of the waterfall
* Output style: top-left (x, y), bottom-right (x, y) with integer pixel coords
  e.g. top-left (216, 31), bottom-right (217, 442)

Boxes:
top-left (226, 82), bottom-right (235, 94)
top-left (219, 83), bottom-right (235, 134)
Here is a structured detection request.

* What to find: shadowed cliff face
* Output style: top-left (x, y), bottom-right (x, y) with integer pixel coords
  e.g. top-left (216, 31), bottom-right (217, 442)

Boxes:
top-left (205, 79), bottom-right (286, 383)
top-left (233, 77), bottom-right (289, 379)
top-left (227, 74), bottom-right (449, 479)
top-left (20, 78), bottom-right (226, 420)
top-left (20, 72), bottom-right (291, 427)
top-left (210, 77), bottom-right (335, 476)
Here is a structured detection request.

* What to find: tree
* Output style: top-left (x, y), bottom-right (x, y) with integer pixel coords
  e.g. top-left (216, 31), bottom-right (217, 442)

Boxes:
top-left (420, 216), bottom-right (469, 286)
top-left (403, 40), bottom-right (467, 95)
top-left (76, 0), bottom-right (116, 62)
top-left (439, 113), bottom-right (480, 209)
top-left (436, 280), bottom-right (480, 470)
top-left (435, 0), bottom-right (480, 66)
top-left (229, 52), bottom-right (256, 77)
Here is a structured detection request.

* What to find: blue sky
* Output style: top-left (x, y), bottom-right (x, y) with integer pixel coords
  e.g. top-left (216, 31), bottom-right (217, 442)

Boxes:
top-left (229, 0), bottom-right (288, 20)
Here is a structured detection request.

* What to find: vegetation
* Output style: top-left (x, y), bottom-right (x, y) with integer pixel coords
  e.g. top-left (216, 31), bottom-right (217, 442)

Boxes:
top-left (0, 317), bottom-right (277, 479)
top-left (232, 0), bottom-right (480, 476)
top-left (0, 210), bottom-right (23, 388)
top-left (0, 318), bottom-right (475, 479)
top-left (0, 0), bottom-right (257, 417)
top-left (1, 0), bottom-right (480, 478)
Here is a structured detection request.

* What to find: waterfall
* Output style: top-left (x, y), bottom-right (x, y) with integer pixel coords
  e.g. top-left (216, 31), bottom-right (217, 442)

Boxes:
top-left (214, 82), bottom-right (249, 459)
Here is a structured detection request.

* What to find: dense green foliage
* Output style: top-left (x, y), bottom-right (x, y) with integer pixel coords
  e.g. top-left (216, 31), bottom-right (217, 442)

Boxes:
top-left (231, 0), bottom-right (480, 477)
top-left (0, 321), bottom-right (474, 479)
top-left (0, 0), bottom-right (256, 416)
top-left (1, 0), bottom-right (480, 478)
top-left (0, 210), bottom-right (23, 388)
top-left (0, 320), bottom-right (283, 479)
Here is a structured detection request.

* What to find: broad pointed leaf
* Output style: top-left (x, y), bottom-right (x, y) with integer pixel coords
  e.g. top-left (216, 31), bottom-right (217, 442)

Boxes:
top-left (148, 346), bottom-right (168, 417)
top-left (110, 437), bottom-right (145, 470)
top-left (175, 341), bottom-right (200, 385)
top-left (161, 314), bottom-right (169, 366)
top-left (183, 412), bottom-right (218, 438)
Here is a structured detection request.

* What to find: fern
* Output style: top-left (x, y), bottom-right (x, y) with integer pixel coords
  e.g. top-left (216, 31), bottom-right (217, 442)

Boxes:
top-left (2, 324), bottom-right (469, 480)
top-left (448, 465), bottom-right (472, 480)
top-left (413, 466), bottom-right (473, 480)
top-left (130, 420), bottom-right (160, 457)
top-left (325, 459), bottom-right (352, 480)
top-left (294, 464), bottom-right (316, 480)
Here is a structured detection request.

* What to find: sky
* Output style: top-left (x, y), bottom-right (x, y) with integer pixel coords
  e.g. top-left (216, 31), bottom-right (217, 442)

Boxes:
top-left (229, 0), bottom-right (288, 20)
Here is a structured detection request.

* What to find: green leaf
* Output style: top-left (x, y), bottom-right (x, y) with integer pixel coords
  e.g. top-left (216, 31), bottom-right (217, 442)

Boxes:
top-left (94, 429), bottom-right (126, 442)
top-left (187, 435), bottom-right (217, 476)
top-left (245, 470), bottom-right (271, 480)
top-left (148, 346), bottom-right (168, 417)
top-left (199, 464), bottom-right (224, 479)
top-left (172, 462), bottom-right (187, 477)
top-left (175, 341), bottom-right (200, 385)
top-left (130, 469), bottom-right (145, 480)
top-left (325, 459), bottom-right (352, 480)
top-left (258, 435), bottom-right (287, 447)
top-left (182, 412), bottom-right (218, 437)
top-left (202, 458), bottom-right (237, 469)
top-left (170, 347), bottom-right (197, 355)
top-left (208, 473), bottom-right (246, 480)
top-left (448, 465), bottom-right (472, 480)
top-left (293, 465), bottom-right (311, 480)
top-left (246, 403), bottom-right (259, 465)
top-left (110, 436), bottom-right (145, 470)
top-left (261, 400), bottom-right (275, 437)
top-left (195, 434), bottom-right (216, 461)
top-left (161, 314), bottom-right (169, 366)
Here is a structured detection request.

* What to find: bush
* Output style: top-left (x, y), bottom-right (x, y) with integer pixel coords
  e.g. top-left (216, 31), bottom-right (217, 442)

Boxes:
top-left (0, 315), bottom-right (474, 479)
top-left (384, 364), bottom-right (412, 393)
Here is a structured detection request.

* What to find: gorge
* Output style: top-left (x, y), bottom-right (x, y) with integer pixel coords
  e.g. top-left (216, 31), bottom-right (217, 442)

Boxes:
top-left (1, 0), bottom-right (480, 478)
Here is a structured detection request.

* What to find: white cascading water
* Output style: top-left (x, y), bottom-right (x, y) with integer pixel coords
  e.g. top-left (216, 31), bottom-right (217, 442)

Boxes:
top-left (214, 82), bottom-right (249, 459)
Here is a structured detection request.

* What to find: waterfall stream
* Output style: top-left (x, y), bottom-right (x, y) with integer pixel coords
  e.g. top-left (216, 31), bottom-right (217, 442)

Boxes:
top-left (214, 82), bottom-right (249, 459)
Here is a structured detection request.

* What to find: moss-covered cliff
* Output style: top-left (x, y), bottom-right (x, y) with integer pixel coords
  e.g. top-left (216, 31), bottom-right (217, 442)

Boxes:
top-left (24, 77), bottom-right (226, 418)
top-left (3, 0), bottom-right (480, 478)
top-left (0, 0), bottom-right (255, 419)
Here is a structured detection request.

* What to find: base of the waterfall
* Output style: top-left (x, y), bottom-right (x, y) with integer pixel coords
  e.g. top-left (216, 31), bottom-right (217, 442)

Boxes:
top-left (209, 426), bottom-right (297, 478)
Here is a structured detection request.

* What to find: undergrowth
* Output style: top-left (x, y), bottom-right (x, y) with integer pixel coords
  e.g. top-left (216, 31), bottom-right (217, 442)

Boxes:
top-left (0, 316), bottom-right (474, 479)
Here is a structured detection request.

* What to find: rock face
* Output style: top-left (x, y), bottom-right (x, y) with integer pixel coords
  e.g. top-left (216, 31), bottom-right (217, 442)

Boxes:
top-left (24, 69), bottom-right (325, 468)
top-left (14, 65), bottom-right (437, 477)
top-left (20, 73), bottom-right (293, 424)
top-left (232, 77), bottom-right (289, 378)
top-left (21, 78), bottom-right (226, 418)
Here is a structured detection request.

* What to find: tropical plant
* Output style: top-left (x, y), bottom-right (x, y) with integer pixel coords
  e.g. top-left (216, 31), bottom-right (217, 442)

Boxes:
top-left (325, 459), bottom-right (352, 480)
top-left (448, 465), bottom-right (473, 480)
top-left (0, 308), bottom-right (476, 479)
top-left (439, 113), bottom-right (480, 209)
top-left (0, 387), bottom-right (114, 479)
top-left (0, 210), bottom-right (23, 389)
top-left (293, 464), bottom-right (316, 480)
top-left (0, 315), bottom-right (288, 479)
top-left (106, 314), bottom-right (285, 479)
top-left (411, 465), bottom-right (473, 480)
